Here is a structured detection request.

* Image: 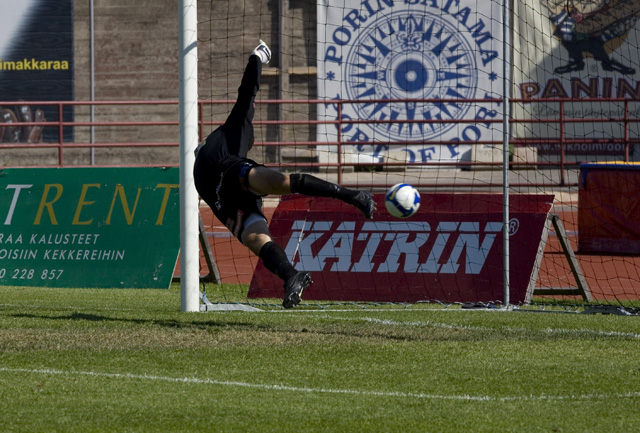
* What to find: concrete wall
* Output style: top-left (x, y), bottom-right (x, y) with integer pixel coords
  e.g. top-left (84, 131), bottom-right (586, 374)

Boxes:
top-left (68, 0), bottom-right (317, 166)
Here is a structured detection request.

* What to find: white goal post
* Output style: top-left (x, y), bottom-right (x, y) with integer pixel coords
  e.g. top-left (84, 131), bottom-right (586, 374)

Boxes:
top-left (178, 0), bottom-right (200, 312)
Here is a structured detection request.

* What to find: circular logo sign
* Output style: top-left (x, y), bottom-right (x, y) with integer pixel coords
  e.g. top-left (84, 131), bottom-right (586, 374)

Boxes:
top-left (344, 11), bottom-right (479, 141)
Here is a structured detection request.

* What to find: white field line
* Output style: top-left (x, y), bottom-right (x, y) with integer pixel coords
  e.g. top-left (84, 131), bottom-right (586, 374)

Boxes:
top-left (3, 304), bottom-right (637, 339)
top-left (270, 307), bottom-right (508, 313)
top-left (318, 315), bottom-right (640, 340)
top-left (1, 367), bottom-right (639, 403)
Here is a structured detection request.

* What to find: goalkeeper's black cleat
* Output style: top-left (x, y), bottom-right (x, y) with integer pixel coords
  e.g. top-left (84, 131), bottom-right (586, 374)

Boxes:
top-left (283, 271), bottom-right (312, 309)
top-left (352, 191), bottom-right (376, 219)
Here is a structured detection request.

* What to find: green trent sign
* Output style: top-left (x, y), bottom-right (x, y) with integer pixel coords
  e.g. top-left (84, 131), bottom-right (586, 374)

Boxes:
top-left (0, 168), bottom-right (180, 288)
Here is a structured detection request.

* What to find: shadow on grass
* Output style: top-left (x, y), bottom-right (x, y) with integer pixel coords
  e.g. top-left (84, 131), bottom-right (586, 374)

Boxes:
top-left (7, 311), bottom-right (442, 342)
top-left (8, 312), bottom-right (273, 332)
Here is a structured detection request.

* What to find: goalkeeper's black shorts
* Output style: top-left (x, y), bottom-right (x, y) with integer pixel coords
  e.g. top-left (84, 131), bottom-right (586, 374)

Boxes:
top-left (194, 151), bottom-right (266, 242)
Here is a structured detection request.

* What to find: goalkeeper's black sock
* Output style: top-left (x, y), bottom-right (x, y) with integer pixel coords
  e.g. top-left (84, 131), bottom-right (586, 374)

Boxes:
top-left (290, 173), bottom-right (358, 203)
top-left (259, 241), bottom-right (296, 282)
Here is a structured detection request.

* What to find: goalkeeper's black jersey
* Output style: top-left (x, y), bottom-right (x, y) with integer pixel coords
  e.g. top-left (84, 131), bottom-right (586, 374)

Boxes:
top-left (193, 54), bottom-right (265, 241)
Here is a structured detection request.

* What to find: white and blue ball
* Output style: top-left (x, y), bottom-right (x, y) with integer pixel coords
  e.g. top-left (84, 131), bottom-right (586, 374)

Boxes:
top-left (385, 183), bottom-right (420, 218)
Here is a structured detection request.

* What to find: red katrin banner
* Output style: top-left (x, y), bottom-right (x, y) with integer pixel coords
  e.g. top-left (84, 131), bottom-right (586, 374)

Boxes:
top-left (249, 193), bottom-right (554, 304)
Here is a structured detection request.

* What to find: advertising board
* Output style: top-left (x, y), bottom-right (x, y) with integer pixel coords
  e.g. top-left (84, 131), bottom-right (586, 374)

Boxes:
top-left (0, 168), bottom-right (180, 288)
top-left (249, 193), bottom-right (553, 303)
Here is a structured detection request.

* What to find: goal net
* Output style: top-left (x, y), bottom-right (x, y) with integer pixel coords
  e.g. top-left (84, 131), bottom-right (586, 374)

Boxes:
top-left (189, 0), bottom-right (640, 310)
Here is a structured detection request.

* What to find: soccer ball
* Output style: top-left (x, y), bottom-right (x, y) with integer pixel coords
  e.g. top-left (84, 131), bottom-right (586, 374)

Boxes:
top-left (385, 183), bottom-right (420, 218)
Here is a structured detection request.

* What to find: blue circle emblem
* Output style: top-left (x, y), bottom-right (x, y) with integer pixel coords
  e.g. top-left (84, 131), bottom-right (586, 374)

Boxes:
top-left (344, 10), bottom-right (479, 141)
top-left (395, 60), bottom-right (428, 92)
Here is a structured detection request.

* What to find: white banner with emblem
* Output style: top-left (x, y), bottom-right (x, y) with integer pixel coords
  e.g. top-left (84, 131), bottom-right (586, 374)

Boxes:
top-left (513, 0), bottom-right (640, 159)
top-left (316, 0), bottom-right (505, 166)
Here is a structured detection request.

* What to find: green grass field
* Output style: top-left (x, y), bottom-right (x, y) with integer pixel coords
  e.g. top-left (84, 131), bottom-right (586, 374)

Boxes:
top-left (1, 284), bottom-right (639, 432)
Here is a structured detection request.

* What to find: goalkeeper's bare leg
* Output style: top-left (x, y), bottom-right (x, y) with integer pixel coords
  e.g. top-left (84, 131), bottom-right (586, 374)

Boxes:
top-left (247, 166), bottom-right (376, 218)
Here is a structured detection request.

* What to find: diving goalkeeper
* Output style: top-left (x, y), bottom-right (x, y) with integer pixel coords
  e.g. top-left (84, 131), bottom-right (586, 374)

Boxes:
top-left (193, 40), bottom-right (376, 308)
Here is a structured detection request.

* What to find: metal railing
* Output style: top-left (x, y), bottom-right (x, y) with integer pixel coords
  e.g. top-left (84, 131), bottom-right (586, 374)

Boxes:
top-left (1, 98), bottom-right (637, 188)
